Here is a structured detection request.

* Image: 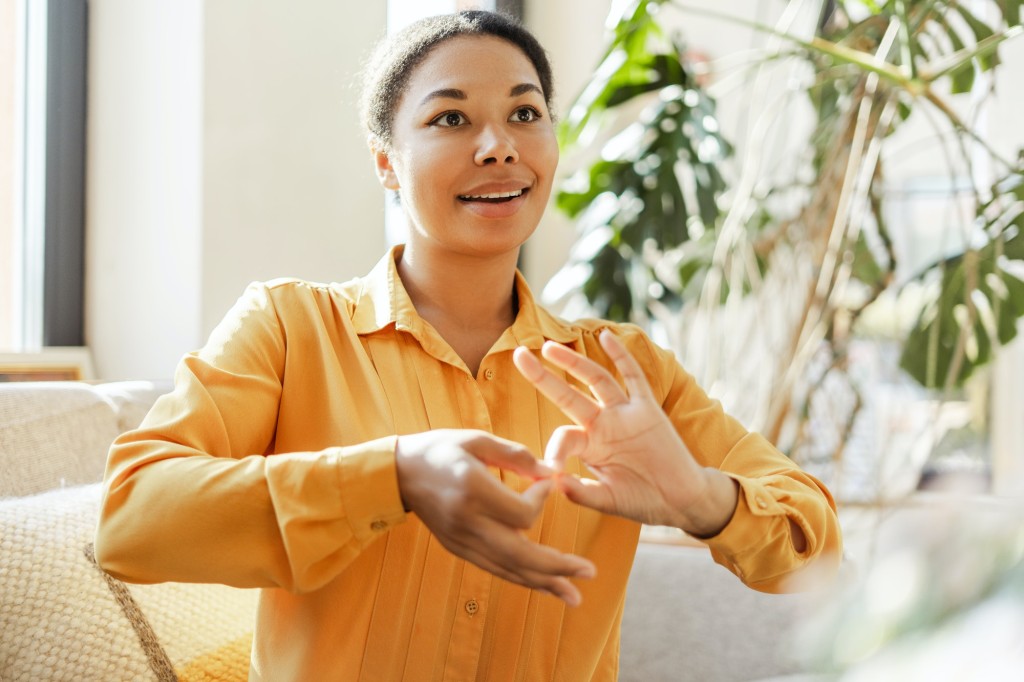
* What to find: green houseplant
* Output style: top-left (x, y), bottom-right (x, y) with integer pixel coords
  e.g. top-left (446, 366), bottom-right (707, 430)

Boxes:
top-left (548, 0), bottom-right (1024, 491)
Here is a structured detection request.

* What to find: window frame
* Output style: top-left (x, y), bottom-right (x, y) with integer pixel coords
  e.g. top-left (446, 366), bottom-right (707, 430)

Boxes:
top-left (41, 0), bottom-right (87, 347)
top-left (7, 0), bottom-right (87, 350)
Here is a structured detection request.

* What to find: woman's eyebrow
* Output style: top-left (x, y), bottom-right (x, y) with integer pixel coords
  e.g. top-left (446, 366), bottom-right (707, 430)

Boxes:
top-left (419, 88), bottom-right (466, 105)
top-left (419, 83), bottom-right (543, 106)
top-left (509, 83), bottom-right (542, 97)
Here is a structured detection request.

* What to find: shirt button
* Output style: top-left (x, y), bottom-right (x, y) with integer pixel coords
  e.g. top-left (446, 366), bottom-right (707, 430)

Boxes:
top-left (370, 519), bottom-right (388, 532)
top-left (484, 368), bottom-right (495, 380)
top-left (465, 599), bottom-right (479, 615)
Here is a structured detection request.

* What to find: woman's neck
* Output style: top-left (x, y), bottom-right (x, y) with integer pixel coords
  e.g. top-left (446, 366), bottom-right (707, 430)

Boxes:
top-left (396, 244), bottom-right (520, 375)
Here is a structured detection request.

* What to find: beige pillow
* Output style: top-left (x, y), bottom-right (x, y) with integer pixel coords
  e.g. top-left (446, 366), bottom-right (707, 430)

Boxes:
top-left (0, 383), bottom-right (121, 498)
top-left (92, 381), bottom-right (172, 434)
top-left (0, 484), bottom-right (257, 681)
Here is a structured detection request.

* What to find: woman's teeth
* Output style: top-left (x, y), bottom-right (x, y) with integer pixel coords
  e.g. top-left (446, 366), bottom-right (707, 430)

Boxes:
top-left (459, 189), bottom-right (524, 202)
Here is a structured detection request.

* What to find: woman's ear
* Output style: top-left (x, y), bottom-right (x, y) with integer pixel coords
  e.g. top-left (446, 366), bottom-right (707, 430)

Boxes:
top-left (368, 135), bottom-right (400, 191)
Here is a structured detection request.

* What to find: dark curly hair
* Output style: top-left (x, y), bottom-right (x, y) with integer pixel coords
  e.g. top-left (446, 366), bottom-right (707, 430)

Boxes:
top-left (360, 10), bottom-right (555, 150)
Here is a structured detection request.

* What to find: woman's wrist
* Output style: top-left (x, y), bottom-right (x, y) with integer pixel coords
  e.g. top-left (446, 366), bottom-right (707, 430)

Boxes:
top-left (676, 469), bottom-right (740, 539)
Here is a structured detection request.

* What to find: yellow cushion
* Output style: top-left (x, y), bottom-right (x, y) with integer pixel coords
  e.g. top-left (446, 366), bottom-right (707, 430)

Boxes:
top-left (0, 484), bottom-right (257, 681)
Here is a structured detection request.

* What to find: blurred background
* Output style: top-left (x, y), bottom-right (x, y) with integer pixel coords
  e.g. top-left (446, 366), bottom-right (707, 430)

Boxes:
top-left (2, 0), bottom-right (1023, 677)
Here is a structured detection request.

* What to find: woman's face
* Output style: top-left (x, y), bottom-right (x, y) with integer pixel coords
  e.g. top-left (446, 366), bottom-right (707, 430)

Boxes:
top-left (374, 35), bottom-right (559, 260)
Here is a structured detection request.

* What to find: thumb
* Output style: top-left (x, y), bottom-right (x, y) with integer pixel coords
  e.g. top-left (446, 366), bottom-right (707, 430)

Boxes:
top-left (468, 431), bottom-right (554, 480)
top-left (520, 478), bottom-right (554, 515)
top-left (544, 425), bottom-right (588, 471)
top-left (557, 474), bottom-right (616, 515)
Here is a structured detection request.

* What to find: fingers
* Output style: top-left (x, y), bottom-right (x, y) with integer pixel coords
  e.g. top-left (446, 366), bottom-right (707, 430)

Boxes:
top-left (542, 428), bottom-right (613, 515)
top-left (462, 548), bottom-right (584, 606)
top-left (467, 430), bottom-right (555, 481)
top-left (538, 341), bottom-right (628, 407)
top-left (436, 476), bottom-right (596, 607)
top-left (543, 425), bottom-right (588, 471)
top-left (513, 347), bottom-right (601, 425)
top-left (597, 330), bottom-right (655, 401)
top-left (520, 477), bottom-right (554, 509)
top-left (458, 432), bottom-right (560, 529)
top-left (395, 429), bottom-right (597, 606)
top-left (447, 514), bottom-right (597, 607)
top-left (459, 547), bottom-right (585, 606)
top-left (513, 331), bottom-right (655, 427)
top-left (467, 462), bottom-right (554, 530)
top-left (396, 430), bottom-right (552, 530)
top-left (555, 474), bottom-right (615, 516)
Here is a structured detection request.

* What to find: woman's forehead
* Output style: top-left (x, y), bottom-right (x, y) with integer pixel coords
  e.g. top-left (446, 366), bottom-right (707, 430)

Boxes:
top-left (404, 35), bottom-right (541, 97)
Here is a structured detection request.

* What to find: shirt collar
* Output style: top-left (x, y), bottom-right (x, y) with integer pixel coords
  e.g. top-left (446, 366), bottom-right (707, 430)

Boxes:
top-left (350, 245), bottom-right (578, 350)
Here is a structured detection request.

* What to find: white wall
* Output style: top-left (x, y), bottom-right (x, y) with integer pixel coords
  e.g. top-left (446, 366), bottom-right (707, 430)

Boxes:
top-left (988, 36), bottom-right (1024, 495)
top-left (87, 0), bottom-right (388, 380)
top-left (86, 0), bottom-right (203, 381)
top-left (522, 0), bottom-right (613, 290)
top-left (200, 0), bottom-right (387, 336)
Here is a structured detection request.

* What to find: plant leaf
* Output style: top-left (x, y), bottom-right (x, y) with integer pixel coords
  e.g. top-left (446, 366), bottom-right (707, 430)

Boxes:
top-left (900, 175), bottom-right (1024, 388)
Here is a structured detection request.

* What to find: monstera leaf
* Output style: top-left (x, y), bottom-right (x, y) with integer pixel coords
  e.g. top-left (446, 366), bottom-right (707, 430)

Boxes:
top-left (551, 0), bottom-right (730, 321)
top-left (558, 0), bottom-right (679, 147)
top-left (901, 172), bottom-right (1024, 389)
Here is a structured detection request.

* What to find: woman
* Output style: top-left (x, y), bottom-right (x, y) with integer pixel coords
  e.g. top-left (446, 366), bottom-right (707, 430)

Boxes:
top-left (95, 10), bottom-right (841, 680)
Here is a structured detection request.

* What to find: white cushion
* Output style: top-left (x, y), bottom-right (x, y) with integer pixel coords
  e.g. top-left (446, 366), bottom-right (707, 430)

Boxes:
top-left (92, 380), bottom-right (171, 434)
top-left (0, 381), bottom-right (170, 498)
top-left (620, 543), bottom-right (812, 681)
top-left (0, 383), bottom-right (121, 497)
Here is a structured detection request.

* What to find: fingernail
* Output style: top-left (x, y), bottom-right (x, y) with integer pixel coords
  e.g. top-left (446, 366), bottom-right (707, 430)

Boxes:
top-left (576, 563), bottom-right (597, 579)
top-left (534, 478), bottom-right (553, 492)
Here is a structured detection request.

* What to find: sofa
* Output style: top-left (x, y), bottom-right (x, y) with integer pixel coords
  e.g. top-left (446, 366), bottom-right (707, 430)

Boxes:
top-left (1, 380), bottom-right (821, 681)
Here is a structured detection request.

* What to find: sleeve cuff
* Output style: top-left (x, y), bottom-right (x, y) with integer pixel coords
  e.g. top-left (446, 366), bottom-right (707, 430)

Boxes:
top-left (332, 435), bottom-right (408, 544)
top-left (700, 474), bottom-right (794, 579)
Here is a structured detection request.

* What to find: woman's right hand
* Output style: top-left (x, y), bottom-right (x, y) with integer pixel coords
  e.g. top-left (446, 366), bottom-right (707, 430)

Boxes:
top-left (395, 429), bottom-right (596, 607)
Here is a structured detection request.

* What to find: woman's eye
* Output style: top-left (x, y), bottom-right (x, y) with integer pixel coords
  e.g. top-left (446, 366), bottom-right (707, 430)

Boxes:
top-left (510, 107), bottom-right (541, 123)
top-left (433, 112), bottom-right (466, 127)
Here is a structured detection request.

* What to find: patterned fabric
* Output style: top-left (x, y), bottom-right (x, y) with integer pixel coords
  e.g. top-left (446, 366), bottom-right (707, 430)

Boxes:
top-left (0, 381), bottom-right (171, 499)
top-left (0, 383), bottom-right (121, 498)
top-left (0, 484), bottom-right (257, 681)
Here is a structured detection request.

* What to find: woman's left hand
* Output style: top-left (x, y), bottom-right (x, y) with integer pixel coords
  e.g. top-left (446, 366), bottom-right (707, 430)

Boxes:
top-left (512, 331), bottom-right (738, 538)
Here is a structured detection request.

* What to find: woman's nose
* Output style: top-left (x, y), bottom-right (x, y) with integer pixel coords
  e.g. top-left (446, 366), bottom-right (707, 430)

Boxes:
top-left (474, 125), bottom-right (518, 165)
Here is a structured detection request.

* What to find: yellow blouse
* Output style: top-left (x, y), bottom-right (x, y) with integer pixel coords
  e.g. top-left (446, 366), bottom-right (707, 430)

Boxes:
top-left (95, 246), bottom-right (841, 681)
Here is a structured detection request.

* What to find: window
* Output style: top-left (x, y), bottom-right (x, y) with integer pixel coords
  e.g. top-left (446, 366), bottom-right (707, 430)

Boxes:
top-left (1, 0), bottom-right (22, 349)
top-left (1, 0), bottom-right (87, 352)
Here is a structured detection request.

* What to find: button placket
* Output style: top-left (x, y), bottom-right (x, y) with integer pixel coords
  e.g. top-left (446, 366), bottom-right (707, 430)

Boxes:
top-left (457, 369), bottom-right (492, 431)
top-left (446, 567), bottom-right (491, 678)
